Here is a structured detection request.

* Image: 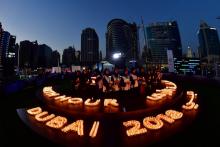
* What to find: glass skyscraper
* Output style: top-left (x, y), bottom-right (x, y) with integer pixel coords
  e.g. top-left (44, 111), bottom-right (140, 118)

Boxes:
top-left (81, 28), bottom-right (99, 66)
top-left (0, 23), bottom-right (3, 69)
top-left (198, 21), bottom-right (220, 63)
top-left (0, 31), bottom-right (10, 66)
top-left (106, 19), bottom-right (138, 67)
top-left (147, 21), bottom-right (182, 64)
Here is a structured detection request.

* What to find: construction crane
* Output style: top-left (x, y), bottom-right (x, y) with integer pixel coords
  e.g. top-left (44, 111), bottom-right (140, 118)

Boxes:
top-left (140, 16), bottom-right (147, 47)
top-left (137, 17), bottom-right (152, 66)
top-left (137, 16), bottom-right (148, 53)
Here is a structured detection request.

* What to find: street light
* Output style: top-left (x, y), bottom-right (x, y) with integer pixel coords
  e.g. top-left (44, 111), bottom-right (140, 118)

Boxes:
top-left (112, 52), bottom-right (122, 60)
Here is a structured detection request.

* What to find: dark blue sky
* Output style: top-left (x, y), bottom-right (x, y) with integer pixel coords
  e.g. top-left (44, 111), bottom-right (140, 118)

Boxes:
top-left (1, 0), bottom-right (220, 57)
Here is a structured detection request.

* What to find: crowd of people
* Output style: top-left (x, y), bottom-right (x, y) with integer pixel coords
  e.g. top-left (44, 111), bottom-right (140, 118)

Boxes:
top-left (72, 67), bottom-right (163, 97)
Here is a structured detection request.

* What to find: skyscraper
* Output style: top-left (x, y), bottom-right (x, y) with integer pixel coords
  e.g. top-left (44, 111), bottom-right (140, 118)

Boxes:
top-left (106, 19), bottom-right (138, 67)
top-left (186, 46), bottom-right (193, 58)
top-left (81, 28), bottom-right (99, 66)
top-left (129, 22), bottom-right (139, 61)
top-left (0, 31), bottom-right (10, 67)
top-left (75, 50), bottom-right (81, 65)
top-left (0, 22), bottom-right (3, 70)
top-left (147, 21), bottom-right (182, 64)
top-left (19, 40), bottom-right (38, 69)
top-left (51, 50), bottom-right (60, 67)
top-left (62, 46), bottom-right (76, 66)
top-left (0, 23), bottom-right (17, 74)
top-left (5, 35), bottom-right (17, 74)
top-left (38, 44), bottom-right (52, 68)
top-left (198, 21), bottom-right (220, 63)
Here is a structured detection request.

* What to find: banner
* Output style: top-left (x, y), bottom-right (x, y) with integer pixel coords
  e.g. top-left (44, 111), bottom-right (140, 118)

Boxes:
top-left (167, 50), bottom-right (174, 72)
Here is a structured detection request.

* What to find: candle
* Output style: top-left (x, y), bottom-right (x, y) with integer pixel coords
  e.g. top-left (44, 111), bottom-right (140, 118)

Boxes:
top-left (35, 111), bottom-right (55, 122)
top-left (89, 121), bottom-right (100, 138)
top-left (27, 107), bottom-right (42, 115)
top-left (143, 117), bottom-right (163, 130)
top-left (46, 116), bottom-right (67, 129)
top-left (61, 120), bottom-right (84, 136)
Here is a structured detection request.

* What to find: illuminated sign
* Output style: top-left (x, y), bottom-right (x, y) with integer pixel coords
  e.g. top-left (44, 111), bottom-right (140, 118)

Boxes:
top-left (26, 90), bottom-right (198, 138)
top-left (19, 80), bottom-right (199, 146)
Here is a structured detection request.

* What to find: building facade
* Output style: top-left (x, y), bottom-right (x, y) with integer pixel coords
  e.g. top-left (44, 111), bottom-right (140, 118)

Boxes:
top-left (81, 28), bottom-right (99, 66)
top-left (198, 21), bottom-right (220, 63)
top-left (147, 21), bottom-right (182, 64)
top-left (62, 46), bottom-right (76, 67)
top-left (0, 23), bottom-right (3, 70)
top-left (19, 40), bottom-right (39, 69)
top-left (106, 19), bottom-right (138, 67)
top-left (51, 50), bottom-right (60, 67)
top-left (0, 23), bottom-right (17, 75)
top-left (38, 44), bottom-right (52, 68)
top-left (174, 58), bottom-right (200, 75)
top-left (0, 31), bottom-right (10, 67)
top-left (75, 50), bottom-right (81, 65)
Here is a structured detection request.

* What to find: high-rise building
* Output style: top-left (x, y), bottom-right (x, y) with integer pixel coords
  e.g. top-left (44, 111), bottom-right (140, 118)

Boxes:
top-left (51, 50), bottom-right (60, 67)
top-left (38, 44), bottom-right (52, 68)
top-left (0, 22), bottom-right (3, 70)
top-left (129, 22), bottom-right (139, 61)
top-left (147, 21), bottom-right (182, 64)
top-left (0, 31), bottom-right (10, 67)
top-left (81, 28), bottom-right (99, 66)
top-left (186, 46), bottom-right (193, 58)
top-left (106, 19), bottom-right (138, 67)
top-left (198, 21), bottom-right (220, 63)
top-left (0, 23), bottom-right (17, 74)
top-left (62, 46), bottom-right (76, 66)
top-left (75, 50), bottom-right (81, 65)
top-left (19, 40), bottom-right (38, 69)
top-left (5, 35), bottom-right (17, 74)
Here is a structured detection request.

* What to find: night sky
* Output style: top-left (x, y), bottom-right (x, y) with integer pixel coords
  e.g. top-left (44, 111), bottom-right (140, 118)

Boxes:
top-left (1, 0), bottom-right (220, 57)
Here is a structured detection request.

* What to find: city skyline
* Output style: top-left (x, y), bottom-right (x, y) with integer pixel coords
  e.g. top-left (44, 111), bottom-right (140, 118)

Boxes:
top-left (1, 0), bottom-right (220, 57)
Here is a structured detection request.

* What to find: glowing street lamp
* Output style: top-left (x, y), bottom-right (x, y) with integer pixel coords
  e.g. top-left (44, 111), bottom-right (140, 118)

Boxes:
top-left (112, 52), bottom-right (122, 60)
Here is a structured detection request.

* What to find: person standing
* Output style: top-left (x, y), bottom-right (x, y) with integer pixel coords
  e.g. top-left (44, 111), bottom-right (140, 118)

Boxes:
top-left (130, 68), bottom-right (139, 89)
top-left (102, 68), bottom-right (111, 92)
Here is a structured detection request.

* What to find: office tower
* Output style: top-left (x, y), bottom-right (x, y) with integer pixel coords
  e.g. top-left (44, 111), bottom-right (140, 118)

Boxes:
top-left (38, 44), bottom-right (52, 68)
top-left (81, 28), bottom-right (99, 66)
top-left (5, 35), bottom-right (16, 74)
top-left (198, 21), bottom-right (220, 63)
top-left (51, 50), bottom-right (60, 67)
top-left (0, 31), bottom-right (10, 67)
top-left (19, 40), bottom-right (38, 69)
top-left (0, 23), bottom-right (17, 74)
top-left (186, 46), bottom-right (193, 58)
top-left (75, 50), bottom-right (81, 65)
top-left (0, 22), bottom-right (3, 69)
top-left (106, 19), bottom-right (138, 67)
top-left (62, 46), bottom-right (76, 66)
top-left (147, 21), bottom-right (182, 64)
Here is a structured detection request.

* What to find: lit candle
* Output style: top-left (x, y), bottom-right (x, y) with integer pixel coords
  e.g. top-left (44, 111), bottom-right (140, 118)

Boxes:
top-left (165, 110), bottom-right (183, 120)
top-left (123, 120), bottom-right (147, 136)
top-left (27, 107), bottom-right (42, 115)
top-left (68, 97), bottom-right (83, 105)
top-left (89, 121), bottom-right (100, 138)
top-left (46, 116), bottom-right (67, 129)
top-left (61, 120), bottom-right (84, 136)
top-left (143, 117), bottom-right (163, 130)
top-left (35, 111), bottom-right (55, 122)
top-left (84, 98), bottom-right (100, 106)
top-left (104, 99), bottom-right (119, 107)
top-left (156, 114), bottom-right (175, 124)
